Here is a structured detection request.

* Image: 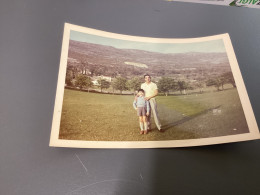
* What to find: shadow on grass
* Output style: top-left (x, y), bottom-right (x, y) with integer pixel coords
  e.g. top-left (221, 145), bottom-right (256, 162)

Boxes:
top-left (162, 105), bottom-right (222, 131)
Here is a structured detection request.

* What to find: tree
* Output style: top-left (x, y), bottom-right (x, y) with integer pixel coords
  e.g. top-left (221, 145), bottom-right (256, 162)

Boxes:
top-left (98, 79), bottom-right (110, 93)
top-left (65, 72), bottom-right (73, 87)
top-left (95, 67), bottom-right (105, 76)
top-left (177, 80), bottom-right (189, 95)
top-left (194, 81), bottom-right (205, 93)
top-left (79, 59), bottom-right (88, 75)
top-left (127, 77), bottom-right (142, 95)
top-left (219, 76), bottom-right (226, 90)
top-left (222, 72), bottom-right (236, 88)
top-left (111, 71), bottom-right (118, 78)
top-left (72, 66), bottom-right (78, 79)
top-left (157, 77), bottom-right (176, 96)
top-left (112, 77), bottom-right (128, 94)
top-left (89, 66), bottom-right (97, 76)
top-left (206, 78), bottom-right (222, 91)
top-left (75, 74), bottom-right (93, 91)
top-left (67, 61), bottom-right (78, 79)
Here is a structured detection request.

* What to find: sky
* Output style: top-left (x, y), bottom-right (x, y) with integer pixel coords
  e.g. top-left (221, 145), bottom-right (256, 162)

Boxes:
top-left (70, 30), bottom-right (226, 54)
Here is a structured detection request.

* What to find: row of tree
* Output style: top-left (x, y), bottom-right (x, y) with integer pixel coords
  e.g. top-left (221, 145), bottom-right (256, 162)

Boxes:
top-left (66, 71), bottom-right (236, 96)
top-left (206, 72), bottom-right (236, 90)
top-left (158, 72), bottom-right (236, 95)
top-left (66, 74), bottom-right (141, 94)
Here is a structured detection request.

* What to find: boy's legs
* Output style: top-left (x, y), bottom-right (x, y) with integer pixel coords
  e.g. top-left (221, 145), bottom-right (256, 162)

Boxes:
top-left (139, 116), bottom-right (144, 133)
top-left (143, 116), bottom-right (148, 134)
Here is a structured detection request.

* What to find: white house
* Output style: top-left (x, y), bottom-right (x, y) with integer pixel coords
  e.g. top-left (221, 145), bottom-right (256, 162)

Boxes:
top-left (97, 75), bottom-right (112, 82)
top-left (91, 75), bottom-right (112, 86)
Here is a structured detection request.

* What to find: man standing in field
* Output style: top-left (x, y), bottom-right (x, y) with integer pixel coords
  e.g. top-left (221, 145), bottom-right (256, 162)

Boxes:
top-left (141, 74), bottom-right (163, 132)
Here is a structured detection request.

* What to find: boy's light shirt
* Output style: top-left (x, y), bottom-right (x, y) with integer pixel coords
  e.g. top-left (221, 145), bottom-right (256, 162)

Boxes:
top-left (133, 96), bottom-right (150, 113)
top-left (141, 82), bottom-right (158, 98)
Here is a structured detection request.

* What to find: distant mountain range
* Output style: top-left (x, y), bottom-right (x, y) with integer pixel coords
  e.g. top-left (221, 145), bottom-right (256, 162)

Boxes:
top-left (67, 40), bottom-right (231, 79)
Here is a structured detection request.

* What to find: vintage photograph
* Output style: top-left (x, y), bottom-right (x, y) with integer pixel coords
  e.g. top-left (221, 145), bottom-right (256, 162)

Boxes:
top-left (49, 23), bottom-right (259, 148)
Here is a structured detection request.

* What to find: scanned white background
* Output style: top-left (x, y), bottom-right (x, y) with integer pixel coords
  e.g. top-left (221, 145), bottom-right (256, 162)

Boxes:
top-left (1, 0), bottom-right (260, 194)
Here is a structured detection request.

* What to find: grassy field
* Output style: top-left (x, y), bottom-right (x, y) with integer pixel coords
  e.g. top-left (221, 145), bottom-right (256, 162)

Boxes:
top-left (59, 88), bottom-right (249, 141)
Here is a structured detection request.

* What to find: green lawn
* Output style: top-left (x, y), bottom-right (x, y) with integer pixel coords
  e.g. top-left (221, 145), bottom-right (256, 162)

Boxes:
top-left (59, 88), bottom-right (249, 141)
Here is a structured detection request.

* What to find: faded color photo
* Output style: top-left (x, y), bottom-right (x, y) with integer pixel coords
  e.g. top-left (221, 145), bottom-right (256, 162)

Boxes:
top-left (49, 23), bottom-right (259, 148)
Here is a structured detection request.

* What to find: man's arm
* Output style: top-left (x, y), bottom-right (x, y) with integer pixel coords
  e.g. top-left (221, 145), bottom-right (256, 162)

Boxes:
top-left (145, 89), bottom-right (158, 101)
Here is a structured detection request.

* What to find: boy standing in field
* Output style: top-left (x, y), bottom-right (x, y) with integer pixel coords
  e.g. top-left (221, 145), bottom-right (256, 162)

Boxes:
top-left (133, 89), bottom-right (150, 134)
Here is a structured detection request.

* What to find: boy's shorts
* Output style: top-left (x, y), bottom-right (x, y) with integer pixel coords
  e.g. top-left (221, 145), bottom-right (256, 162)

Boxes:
top-left (137, 107), bottom-right (147, 116)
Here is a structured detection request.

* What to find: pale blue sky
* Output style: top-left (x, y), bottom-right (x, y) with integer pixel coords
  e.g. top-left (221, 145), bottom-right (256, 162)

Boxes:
top-left (70, 30), bottom-right (226, 54)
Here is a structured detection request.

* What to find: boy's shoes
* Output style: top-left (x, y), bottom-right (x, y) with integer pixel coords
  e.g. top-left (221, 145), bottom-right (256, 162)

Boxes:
top-left (140, 131), bottom-right (144, 135)
top-left (144, 130), bottom-right (148, 134)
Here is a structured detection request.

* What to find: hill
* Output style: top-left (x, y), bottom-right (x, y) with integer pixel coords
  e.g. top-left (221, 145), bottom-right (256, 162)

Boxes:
top-left (67, 40), bottom-right (231, 80)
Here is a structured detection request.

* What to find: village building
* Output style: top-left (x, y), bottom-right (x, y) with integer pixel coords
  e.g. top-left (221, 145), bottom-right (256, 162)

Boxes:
top-left (91, 75), bottom-right (112, 86)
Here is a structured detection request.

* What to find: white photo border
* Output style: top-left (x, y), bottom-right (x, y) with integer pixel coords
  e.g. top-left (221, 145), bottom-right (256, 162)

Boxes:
top-left (49, 23), bottom-right (260, 148)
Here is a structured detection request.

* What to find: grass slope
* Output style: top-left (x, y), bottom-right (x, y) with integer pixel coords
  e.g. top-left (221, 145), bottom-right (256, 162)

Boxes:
top-left (59, 88), bottom-right (249, 141)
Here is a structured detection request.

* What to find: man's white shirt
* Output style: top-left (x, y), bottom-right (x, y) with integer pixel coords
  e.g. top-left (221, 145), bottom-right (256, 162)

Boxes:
top-left (141, 82), bottom-right (158, 98)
